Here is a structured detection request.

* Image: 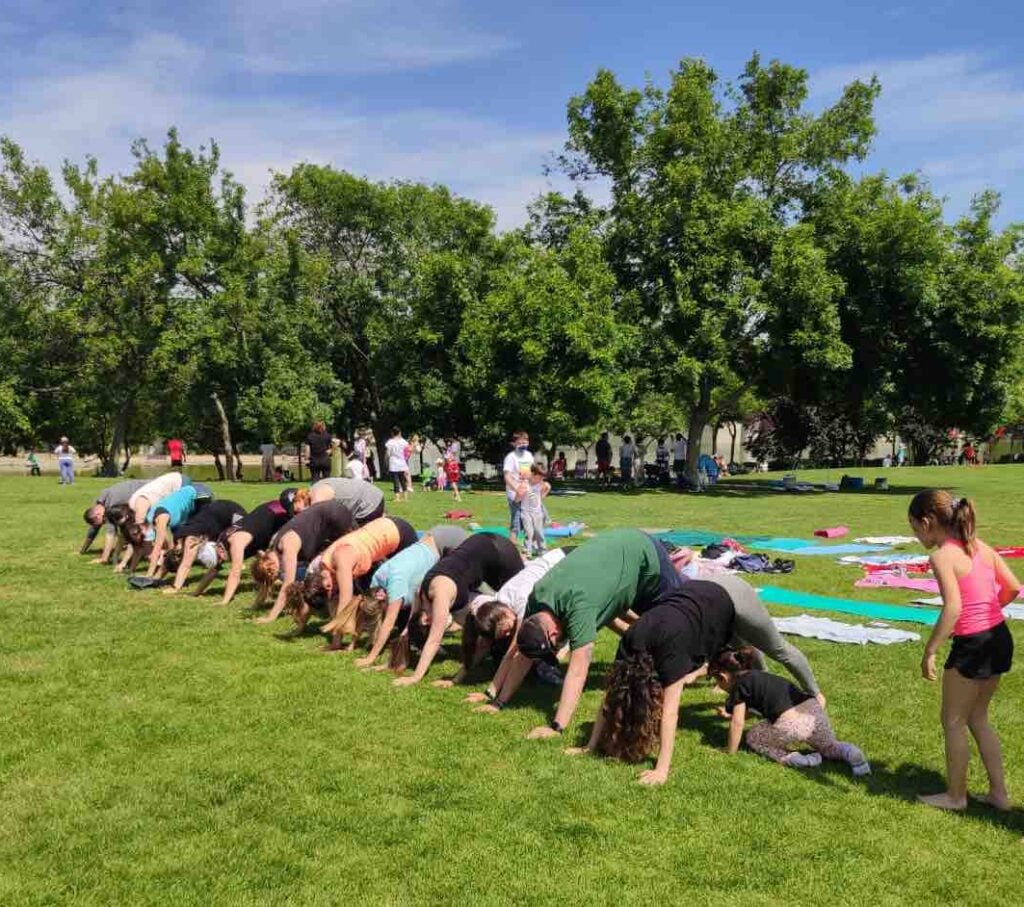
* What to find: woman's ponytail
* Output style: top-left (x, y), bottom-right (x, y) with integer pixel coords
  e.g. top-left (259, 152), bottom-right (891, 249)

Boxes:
top-left (952, 497), bottom-right (978, 554)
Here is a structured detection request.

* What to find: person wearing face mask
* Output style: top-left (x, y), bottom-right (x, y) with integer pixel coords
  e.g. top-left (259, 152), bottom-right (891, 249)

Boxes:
top-left (502, 431), bottom-right (534, 540)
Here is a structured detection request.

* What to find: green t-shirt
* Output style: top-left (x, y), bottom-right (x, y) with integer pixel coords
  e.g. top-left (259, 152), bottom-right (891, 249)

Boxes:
top-left (526, 529), bottom-right (661, 649)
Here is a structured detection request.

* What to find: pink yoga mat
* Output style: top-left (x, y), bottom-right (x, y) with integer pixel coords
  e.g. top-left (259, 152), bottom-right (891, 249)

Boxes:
top-left (814, 526), bottom-right (849, 539)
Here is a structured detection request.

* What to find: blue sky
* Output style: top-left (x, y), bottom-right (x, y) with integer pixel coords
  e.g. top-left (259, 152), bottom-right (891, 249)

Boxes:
top-left (1, 0), bottom-right (1021, 229)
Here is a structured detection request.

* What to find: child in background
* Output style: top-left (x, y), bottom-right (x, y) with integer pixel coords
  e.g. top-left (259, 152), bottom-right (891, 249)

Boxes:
top-left (521, 464), bottom-right (550, 557)
top-left (54, 437), bottom-right (77, 485)
top-left (908, 490), bottom-right (1020, 811)
top-left (712, 648), bottom-right (870, 775)
top-left (434, 458), bottom-right (447, 492)
top-left (444, 452), bottom-right (462, 502)
top-left (26, 451), bottom-right (41, 476)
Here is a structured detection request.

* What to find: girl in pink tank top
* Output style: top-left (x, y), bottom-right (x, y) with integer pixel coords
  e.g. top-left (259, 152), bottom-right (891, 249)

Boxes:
top-left (908, 490), bottom-right (1021, 812)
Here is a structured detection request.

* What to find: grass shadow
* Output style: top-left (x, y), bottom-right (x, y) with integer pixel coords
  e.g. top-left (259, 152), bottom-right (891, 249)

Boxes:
top-left (679, 703), bottom-right (1024, 834)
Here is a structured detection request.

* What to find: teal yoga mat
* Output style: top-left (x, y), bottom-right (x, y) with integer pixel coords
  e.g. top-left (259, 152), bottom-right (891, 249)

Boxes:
top-left (758, 586), bottom-right (939, 626)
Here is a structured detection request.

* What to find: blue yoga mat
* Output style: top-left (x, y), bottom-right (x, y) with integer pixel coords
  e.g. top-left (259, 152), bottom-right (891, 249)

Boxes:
top-left (758, 586), bottom-right (939, 626)
top-left (547, 522), bottom-right (586, 538)
top-left (776, 543), bottom-right (891, 557)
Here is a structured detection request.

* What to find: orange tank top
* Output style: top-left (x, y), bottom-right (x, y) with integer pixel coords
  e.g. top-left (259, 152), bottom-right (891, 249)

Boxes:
top-left (336, 518), bottom-right (400, 576)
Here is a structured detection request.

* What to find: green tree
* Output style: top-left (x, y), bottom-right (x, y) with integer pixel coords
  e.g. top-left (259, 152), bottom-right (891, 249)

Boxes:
top-left (457, 227), bottom-right (627, 466)
top-left (559, 54), bottom-right (878, 481)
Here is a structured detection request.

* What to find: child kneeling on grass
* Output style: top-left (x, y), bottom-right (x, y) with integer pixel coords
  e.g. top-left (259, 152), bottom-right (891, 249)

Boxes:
top-left (712, 648), bottom-right (870, 775)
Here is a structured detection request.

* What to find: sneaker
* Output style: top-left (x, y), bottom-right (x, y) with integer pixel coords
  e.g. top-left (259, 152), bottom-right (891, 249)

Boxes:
top-left (839, 742), bottom-right (871, 776)
top-left (782, 751), bottom-right (822, 768)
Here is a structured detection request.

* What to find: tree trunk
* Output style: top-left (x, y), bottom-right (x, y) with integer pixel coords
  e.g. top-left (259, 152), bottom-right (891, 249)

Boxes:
top-left (685, 375), bottom-right (713, 486)
top-left (121, 448), bottom-right (132, 474)
top-left (232, 441), bottom-right (244, 480)
top-left (727, 422), bottom-right (737, 466)
top-left (213, 452), bottom-right (226, 481)
top-left (211, 393), bottom-right (236, 482)
top-left (101, 409), bottom-right (129, 477)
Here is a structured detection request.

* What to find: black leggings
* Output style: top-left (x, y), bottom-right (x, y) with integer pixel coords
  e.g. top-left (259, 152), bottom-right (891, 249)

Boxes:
top-left (309, 457), bottom-right (331, 482)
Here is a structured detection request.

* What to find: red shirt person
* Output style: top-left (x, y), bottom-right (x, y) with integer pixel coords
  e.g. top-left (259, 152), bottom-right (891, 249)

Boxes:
top-left (167, 438), bottom-right (186, 469)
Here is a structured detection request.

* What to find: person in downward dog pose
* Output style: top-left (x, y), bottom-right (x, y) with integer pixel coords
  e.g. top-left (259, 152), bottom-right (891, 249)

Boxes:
top-left (81, 479), bottom-right (147, 563)
top-left (355, 525), bottom-right (470, 668)
top-left (701, 575), bottom-right (823, 703)
top-left (309, 477), bottom-right (385, 523)
top-left (908, 490), bottom-right (1020, 811)
top-left (477, 529), bottom-right (682, 737)
top-left (391, 532), bottom-right (524, 686)
top-left (163, 499), bottom-right (248, 593)
top-left (295, 516), bottom-right (419, 649)
top-left (454, 548), bottom-right (569, 689)
top-left (563, 581), bottom-right (737, 784)
top-left (711, 648), bottom-right (870, 775)
top-left (126, 472), bottom-right (188, 526)
top-left (254, 500), bottom-right (358, 622)
top-left (191, 490), bottom-right (308, 606)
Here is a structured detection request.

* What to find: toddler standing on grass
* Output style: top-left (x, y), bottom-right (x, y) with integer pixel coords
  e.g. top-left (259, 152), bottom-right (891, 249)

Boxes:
top-left (712, 648), bottom-right (870, 774)
top-left (908, 490), bottom-right (1020, 811)
top-left (521, 464), bottom-right (550, 557)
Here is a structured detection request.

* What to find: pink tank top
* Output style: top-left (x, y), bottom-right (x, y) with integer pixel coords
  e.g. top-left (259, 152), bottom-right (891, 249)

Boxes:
top-left (943, 541), bottom-right (1003, 636)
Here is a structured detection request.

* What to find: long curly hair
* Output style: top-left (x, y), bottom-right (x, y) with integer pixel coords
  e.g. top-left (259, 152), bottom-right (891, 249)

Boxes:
top-left (597, 652), bottom-right (664, 764)
top-left (251, 551), bottom-right (279, 598)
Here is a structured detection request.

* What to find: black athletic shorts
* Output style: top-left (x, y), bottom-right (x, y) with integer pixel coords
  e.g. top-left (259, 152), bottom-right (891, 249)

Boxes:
top-left (390, 470), bottom-right (404, 494)
top-left (365, 500), bottom-right (386, 523)
top-left (946, 621), bottom-right (1013, 680)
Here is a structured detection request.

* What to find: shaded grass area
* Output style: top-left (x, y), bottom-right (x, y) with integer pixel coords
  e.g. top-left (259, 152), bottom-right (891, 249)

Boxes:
top-left (2, 467), bottom-right (1023, 903)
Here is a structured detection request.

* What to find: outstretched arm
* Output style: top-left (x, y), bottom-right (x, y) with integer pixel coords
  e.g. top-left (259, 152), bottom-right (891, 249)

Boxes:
top-left (357, 598), bottom-right (404, 667)
top-left (725, 702), bottom-right (747, 754)
top-left (168, 537), bottom-right (201, 591)
top-left (394, 597), bottom-right (449, 686)
top-left (220, 535), bottom-right (250, 605)
top-left (259, 539), bottom-right (298, 622)
top-left (526, 643), bottom-right (595, 739)
top-left (639, 677), bottom-right (686, 784)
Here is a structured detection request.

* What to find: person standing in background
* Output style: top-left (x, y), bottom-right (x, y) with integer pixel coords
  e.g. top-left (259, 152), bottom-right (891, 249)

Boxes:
top-left (166, 437), bottom-right (186, 471)
top-left (619, 434), bottom-right (637, 488)
top-left (260, 442), bottom-right (276, 482)
top-left (386, 427), bottom-right (410, 502)
top-left (655, 437), bottom-right (670, 478)
top-left (595, 431), bottom-right (612, 484)
top-left (503, 431), bottom-right (534, 536)
top-left (331, 437), bottom-right (345, 477)
top-left (305, 420), bottom-right (333, 482)
top-left (55, 437), bottom-right (77, 485)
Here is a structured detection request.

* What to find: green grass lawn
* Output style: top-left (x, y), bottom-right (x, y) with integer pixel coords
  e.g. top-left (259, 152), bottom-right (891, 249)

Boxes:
top-left (2, 467), bottom-right (1023, 904)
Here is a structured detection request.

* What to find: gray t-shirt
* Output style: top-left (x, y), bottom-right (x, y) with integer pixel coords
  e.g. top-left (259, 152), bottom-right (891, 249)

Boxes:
top-left (97, 480), bottom-right (147, 510)
top-left (425, 525), bottom-right (470, 557)
top-left (310, 477), bottom-right (384, 521)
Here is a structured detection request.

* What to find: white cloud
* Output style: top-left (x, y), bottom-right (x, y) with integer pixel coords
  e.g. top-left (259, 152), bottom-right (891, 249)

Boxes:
top-left (811, 52), bottom-right (1024, 218)
top-left (0, 28), bottom-right (559, 229)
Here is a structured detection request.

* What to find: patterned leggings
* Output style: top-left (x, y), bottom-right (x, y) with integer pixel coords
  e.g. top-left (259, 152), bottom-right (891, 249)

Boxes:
top-left (745, 699), bottom-right (846, 763)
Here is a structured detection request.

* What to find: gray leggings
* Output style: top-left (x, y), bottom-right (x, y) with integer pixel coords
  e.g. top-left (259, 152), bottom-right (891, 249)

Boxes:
top-left (707, 574), bottom-right (820, 695)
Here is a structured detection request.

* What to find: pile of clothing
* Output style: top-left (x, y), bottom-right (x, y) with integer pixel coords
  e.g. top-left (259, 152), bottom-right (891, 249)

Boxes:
top-left (696, 540), bottom-right (795, 575)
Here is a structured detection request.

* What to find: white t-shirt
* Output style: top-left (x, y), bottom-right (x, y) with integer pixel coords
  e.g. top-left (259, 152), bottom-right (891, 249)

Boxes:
top-left (54, 446), bottom-right (77, 462)
top-left (620, 442), bottom-right (637, 460)
top-left (471, 549), bottom-right (566, 620)
top-left (354, 437), bottom-right (367, 461)
top-left (386, 437), bottom-right (409, 473)
top-left (502, 449), bottom-right (534, 501)
top-left (673, 438), bottom-right (687, 460)
top-left (128, 472), bottom-right (184, 510)
top-left (259, 443), bottom-right (275, 458)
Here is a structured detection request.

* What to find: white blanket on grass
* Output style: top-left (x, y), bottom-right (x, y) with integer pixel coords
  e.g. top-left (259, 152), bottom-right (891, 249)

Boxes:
top-left (773, 614), bottom-right (920, 645)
